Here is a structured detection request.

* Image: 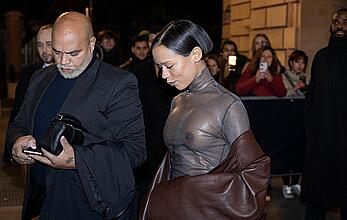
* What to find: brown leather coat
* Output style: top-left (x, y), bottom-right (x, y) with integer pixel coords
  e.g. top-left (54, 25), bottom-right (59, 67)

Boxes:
top-left (139, 130), bottom-right (270, 220)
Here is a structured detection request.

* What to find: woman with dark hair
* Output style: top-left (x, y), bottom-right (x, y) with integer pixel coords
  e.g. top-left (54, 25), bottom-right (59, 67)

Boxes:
top-left (139, 19), bottom-right (270, 220)
top-left (236, 47), bottom-right (287, 97)
top-left (282, 49), bottom-right (309, 96)
top-left (205, 53), bottom-right (222, 82)
top-left (251, 33), bottom-right (272, 57)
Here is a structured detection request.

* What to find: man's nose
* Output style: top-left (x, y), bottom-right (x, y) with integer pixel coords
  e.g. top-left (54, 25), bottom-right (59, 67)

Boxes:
top-left (61, 54), bottom-right (70, 65)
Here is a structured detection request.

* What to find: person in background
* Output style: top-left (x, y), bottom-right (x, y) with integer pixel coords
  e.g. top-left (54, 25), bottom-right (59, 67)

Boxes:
top-left (140, 19), bottom-right (269, 220)
top-left (7, 11), bottom-right (146, 220)
top-left (205, 53), bottom-right (222, 82)
top-left (3, 24), bottom-right (54, 219)
top-left (282, 50), bottom-right (308, 96)
top-left (219, 40), bottom-right (249, 92)
top-left (96, 29), bottom-right (120, 66)
top-left (280, 51), bottom-right (308, 200)
top-left (236, 47), bottom-right (287, 97)
top-left (243, 34), bottom-right (285, 75)
top-left (119, 34), bottom-right (150, 72)
top-left (302, 8), bottom-right (347, 220)
top-left (132, 26), bottom-right (178, 211)
top-left (251, 34), bottom-right (272, 58)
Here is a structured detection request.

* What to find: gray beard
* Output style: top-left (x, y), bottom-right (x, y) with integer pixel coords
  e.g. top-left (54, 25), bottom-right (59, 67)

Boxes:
top-left (57, 55), bottom-right (92, 79)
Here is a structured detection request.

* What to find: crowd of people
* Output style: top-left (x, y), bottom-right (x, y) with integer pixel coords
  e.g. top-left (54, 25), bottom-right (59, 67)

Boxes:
top-left (2, 7), bottom-right (347, 220)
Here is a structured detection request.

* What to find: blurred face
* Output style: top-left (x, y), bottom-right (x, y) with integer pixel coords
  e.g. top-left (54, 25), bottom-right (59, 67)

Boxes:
top-left (52, 28), bottom-right (95, 79)
top-left (330, 11), bottom-right (347, 40)
top-left (132, 41), bottom-right (149, 60)
top-left (152, 45), bottom-right (198, 90)
top-left (290, 58), bottom-right (305, 74)
top-left (206, 58), bottom-right (220, 76)
top-left (36, 28), bottom-right (54, 65)
top-left (261, 49), bottom-right (273, 66)
top-left (254, 36), bottom-right (269, 51)
top-left (221, 44), bottom-right (236, 60)
top-left (100, 37), bottom-right (115, 52)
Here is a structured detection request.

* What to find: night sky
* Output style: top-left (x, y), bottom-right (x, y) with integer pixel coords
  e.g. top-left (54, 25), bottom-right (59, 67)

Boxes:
top-left (2, 0), bottom-right (222, 59)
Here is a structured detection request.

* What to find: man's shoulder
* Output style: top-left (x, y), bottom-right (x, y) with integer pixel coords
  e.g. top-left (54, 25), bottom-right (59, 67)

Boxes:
top-left (98, 61), bottom-right (137, 85)
top-left (314, 46), bottom-right (329, 58)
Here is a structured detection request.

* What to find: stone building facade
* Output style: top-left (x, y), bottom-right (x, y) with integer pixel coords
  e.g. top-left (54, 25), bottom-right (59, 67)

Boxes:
top-left (222, 0), bottom-right (347, 73)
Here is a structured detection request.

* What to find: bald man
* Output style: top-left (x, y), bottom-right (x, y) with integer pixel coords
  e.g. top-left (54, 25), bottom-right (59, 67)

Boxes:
top-left (6, 12), bottom-right (146, 220)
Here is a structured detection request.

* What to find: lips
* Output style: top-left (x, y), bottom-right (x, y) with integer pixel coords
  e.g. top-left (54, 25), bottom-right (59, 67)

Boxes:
top-left (335, 31), bottom-right (345, 37)
top-left (167, 80), bottom-right (177, 86)
top-left (60, 67), bottom-right (73, 73)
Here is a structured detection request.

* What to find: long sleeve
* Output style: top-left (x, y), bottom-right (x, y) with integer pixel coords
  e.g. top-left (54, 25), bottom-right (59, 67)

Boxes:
top-left (74, 72), bottom-right (146, 219)
top-left (267, 74), bottom-right (287, 97)
top-left (236, 68), bottom-right (258, 96)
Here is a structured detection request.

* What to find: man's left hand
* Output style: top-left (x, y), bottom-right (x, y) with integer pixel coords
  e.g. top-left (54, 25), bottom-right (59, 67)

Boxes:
top-left (30, 136), bottom-right (76, 169)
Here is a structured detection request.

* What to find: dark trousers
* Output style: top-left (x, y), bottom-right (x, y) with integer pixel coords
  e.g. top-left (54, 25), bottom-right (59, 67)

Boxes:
top-left (305, 202), bottom-right (347, 220)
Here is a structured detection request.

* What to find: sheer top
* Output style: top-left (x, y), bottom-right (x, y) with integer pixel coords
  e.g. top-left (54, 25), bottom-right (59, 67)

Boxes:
top-left (163, 67), bottom-right (250, 178)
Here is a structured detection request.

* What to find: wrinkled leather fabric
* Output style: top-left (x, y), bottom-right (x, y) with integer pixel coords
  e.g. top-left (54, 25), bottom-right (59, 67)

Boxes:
top-left (139, 130), bottom-right (270, 220)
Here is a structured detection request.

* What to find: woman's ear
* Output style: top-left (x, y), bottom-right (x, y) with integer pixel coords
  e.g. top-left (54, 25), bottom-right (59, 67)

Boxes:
top-left (191, 47), bottom-right (203, 63)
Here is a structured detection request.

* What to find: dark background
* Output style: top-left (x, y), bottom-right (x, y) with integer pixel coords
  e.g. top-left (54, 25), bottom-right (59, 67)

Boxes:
top-left (2, 0), bottom-right (223, 61)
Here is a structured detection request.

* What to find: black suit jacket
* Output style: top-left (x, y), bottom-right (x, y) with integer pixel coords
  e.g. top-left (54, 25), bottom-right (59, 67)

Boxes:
top-left (3, 62), bottom-right (43, 165)
top-left (6, 59), bottom-right (146, 219)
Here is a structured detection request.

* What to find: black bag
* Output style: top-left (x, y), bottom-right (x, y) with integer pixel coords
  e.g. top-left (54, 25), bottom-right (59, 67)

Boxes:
top-left (39, 113), bottom-right (88, 155)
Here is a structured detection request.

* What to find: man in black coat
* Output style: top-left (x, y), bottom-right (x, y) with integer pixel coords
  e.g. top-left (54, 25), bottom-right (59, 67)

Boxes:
top-left (301, 8), bottom-right (347, 220)
top-left (6, 11), bottom-right (146, 220)
top-left (3, 24), bottom-right (54, 166)
top-left (132, 56), bottom-right (178, 207)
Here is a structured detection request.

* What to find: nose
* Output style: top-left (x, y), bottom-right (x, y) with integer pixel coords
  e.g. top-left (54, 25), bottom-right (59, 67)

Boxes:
top-left (43, 45), bottom-right (49, 53)
top-left (161, 68), bottom-right (170, 79)
top-left (336, 22), bottom-right (343, 29)
top-left (61, 53), bottom-right (70, 65)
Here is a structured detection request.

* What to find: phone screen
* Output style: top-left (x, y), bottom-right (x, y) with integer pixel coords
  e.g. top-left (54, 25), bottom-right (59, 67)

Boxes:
top-left (228, 55), bottom-right (237, 66)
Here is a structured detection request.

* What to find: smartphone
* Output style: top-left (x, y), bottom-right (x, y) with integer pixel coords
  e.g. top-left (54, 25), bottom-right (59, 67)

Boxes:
top-left (23, 147), bottom-right (43, 156)
top-left (259, 62), bottom-right (268, 72)
top-left (228, 55), bottom-right (237, 66)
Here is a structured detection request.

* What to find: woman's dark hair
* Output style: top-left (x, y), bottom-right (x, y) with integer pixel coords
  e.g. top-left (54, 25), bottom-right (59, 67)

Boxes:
top-left (288, 50), bottom-right (308, 72)
top-left (96, 29), bottom-right (119, 43)
top-left (152, 19), bottom-right (213, 59)
top-left (249, 47), bottom-right (281, 76)
top-left (205, 53), bottom-right (222, 81)
top-left (220, 40), bottom-right (238, 55)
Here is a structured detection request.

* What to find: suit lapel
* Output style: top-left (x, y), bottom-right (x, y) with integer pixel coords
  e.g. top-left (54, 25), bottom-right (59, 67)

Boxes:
top-left (29, 65), bottom-right (59, 131)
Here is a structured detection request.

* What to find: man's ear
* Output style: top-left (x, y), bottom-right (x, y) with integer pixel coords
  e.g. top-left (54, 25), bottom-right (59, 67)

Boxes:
top-left (191, 46), bottom-right (203, 63)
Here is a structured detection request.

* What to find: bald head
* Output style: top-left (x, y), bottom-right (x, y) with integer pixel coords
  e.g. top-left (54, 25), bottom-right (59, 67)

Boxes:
top-left (52, 11), bottom-right (96, 79)
top-left (53, 11), bottom-right (94, 42)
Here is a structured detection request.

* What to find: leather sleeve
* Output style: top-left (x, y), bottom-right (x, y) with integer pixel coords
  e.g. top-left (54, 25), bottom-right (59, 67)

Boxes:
top-left (140, 130), bottom-right (270, 220)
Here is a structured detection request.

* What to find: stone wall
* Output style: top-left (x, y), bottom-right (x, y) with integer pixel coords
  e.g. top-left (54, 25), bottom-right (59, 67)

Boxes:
top-left (222, 0), bottom-right (347, 74)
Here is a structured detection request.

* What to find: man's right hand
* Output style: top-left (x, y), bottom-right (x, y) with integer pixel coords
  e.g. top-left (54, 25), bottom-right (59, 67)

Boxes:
top-left (12, 135), bottom-right (36, 165)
